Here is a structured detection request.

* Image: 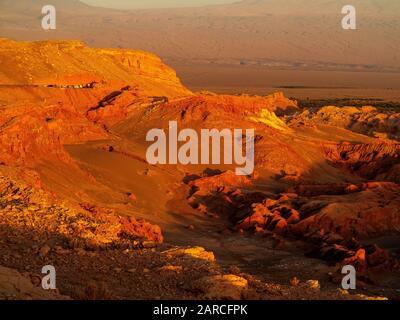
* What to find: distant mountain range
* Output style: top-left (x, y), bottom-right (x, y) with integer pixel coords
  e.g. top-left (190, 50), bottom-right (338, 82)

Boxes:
top-left (0, 0), bottom-right (399, 71)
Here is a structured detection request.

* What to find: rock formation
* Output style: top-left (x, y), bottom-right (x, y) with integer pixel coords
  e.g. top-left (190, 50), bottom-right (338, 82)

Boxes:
top-left (0, 38), bottom-right (399, 300)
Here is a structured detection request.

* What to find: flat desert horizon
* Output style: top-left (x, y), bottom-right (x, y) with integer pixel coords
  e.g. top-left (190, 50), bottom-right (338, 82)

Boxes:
top-left (0, 0), bottom-right (399, 306)
top-left (171, 62), bottom-right (400, 101)
top-left (1, 0), bottom-right (400, 102)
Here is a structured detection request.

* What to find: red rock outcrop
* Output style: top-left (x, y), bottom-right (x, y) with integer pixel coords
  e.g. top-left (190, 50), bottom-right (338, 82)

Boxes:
top-left (0, 38), bottom-right (190, 98)
top-left (1, 38), bottom-right (399, 299)
top-left (290, 182), bottom-right (400, 240)
top-left (0, 265), bottom-right (71, 300)
top-left (0, 102), bottom-right (108, 166)
top-left (324, 142), bottom-right (400, 182)
top-left (290, 106), bottom-right (400, 140)
top-left (187, 170), bottom-right (399, 271)
top-left (119, 217), bottom-right (163, 244)
top-left (0, 38), bottom-right (193, 165)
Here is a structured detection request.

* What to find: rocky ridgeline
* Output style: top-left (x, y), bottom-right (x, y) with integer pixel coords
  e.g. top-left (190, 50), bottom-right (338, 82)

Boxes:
top-left (323, 142), bottom-right (400, 183)
top-left (0, 38), bottom-right (190, 98)
top-left (148, 94), bottom-right (298, 125)
top-left (87, 94), bottom-right (169, 128)
top-left (290, 106), bottom-right (400, 140)
top-left (0, 173), bottom-right (163, 250)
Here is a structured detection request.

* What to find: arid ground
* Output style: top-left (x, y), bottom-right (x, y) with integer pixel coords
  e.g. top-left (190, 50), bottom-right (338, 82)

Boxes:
top-left (0, 0), bottom-right (399, 301)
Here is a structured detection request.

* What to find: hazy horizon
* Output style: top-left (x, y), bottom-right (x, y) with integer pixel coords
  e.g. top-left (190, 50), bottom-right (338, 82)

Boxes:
top-left (80, 0), bottom-right (235, 9)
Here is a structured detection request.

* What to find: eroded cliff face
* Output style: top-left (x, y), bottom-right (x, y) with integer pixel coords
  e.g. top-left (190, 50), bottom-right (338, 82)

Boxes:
top-left (0, 38), bottom-right (399, 300)
top-left (0, 38), bottom-right (192, 166)
top-left (290, 106), bottom-right (400, 141)
top-left (0, 38), bottom-right (191, 97)
top-left (323, 142), bottom-right (400, 182)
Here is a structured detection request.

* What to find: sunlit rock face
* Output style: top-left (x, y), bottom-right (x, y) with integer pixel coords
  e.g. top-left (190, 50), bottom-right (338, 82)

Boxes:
top-left (0, 38), bottom-right (399, 300)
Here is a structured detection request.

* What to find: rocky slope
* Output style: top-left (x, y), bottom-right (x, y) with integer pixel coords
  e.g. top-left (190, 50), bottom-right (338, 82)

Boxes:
top-left (1, 0), bottom-right (399, 71)
top-left (0, 38), bottom-right (190, 97)
top-left (0, 38), bottom-right (399, 300)
top-left (0, 38), bottom-right (190, 166)
top-left (0, 169), bottom-right (387, 300)
top-left (290, 106), bottom-right (400, 140)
